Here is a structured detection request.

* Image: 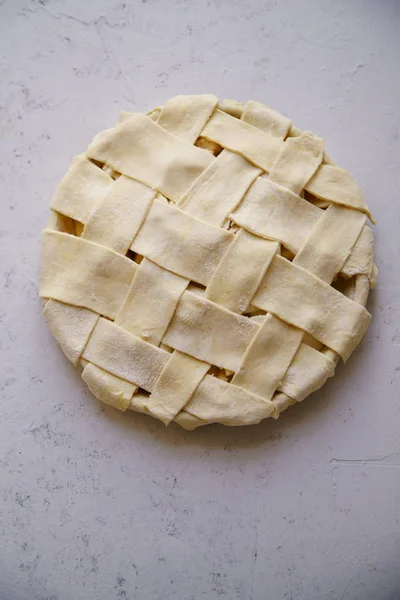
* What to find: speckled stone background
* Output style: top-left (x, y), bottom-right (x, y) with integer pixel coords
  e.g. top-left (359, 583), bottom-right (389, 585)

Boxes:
top-left (1, 1), bottom-right (399, 599)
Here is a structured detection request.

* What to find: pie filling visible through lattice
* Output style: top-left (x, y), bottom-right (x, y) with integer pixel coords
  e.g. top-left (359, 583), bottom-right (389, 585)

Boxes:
top-left (40, 95), bottom-right (376, 430)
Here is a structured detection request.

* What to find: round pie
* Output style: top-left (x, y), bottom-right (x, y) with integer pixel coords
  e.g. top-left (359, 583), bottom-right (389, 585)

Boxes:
top-left (40, 95), bottom-right (376, 429)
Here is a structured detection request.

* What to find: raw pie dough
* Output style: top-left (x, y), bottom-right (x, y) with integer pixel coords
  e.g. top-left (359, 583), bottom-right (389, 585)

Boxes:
top-left (40, 95), bottom-right (377, 430)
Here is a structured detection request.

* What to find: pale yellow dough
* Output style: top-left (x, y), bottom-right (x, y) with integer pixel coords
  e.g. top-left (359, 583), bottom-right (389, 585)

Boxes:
top-left (252, 255), bottom-right (371, 361)
top-left (130, 199), bottom-right (233, 285)
top-left (51, 155), bottom-right (113, 224)
top-left (87, 114), bottom-right (213, 201)
top-left (163, 291), bottom-right (259, 372)
top-left (40, 230), bottom-right (137, 319)
top-left (41, 94), bottom-right (376, 429)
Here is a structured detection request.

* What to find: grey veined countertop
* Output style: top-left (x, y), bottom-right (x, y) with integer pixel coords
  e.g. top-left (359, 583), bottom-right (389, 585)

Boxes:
top-left (0, 0), bottom-right (399, 599)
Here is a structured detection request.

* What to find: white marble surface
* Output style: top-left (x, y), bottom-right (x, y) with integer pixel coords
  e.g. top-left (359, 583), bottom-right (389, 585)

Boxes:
top-left (1, 0), bottom-right (399, 598)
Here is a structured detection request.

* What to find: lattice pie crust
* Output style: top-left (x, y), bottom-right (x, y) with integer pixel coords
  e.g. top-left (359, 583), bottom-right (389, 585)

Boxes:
top-left (40, 95), bottom-right (376, 430)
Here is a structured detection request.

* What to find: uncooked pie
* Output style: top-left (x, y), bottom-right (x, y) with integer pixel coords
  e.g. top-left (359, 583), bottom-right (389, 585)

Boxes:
top-left (40, 95), bottom-right (376, 429)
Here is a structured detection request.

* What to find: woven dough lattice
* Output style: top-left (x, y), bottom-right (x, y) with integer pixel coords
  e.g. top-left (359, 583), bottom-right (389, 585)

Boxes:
top-left (40, 95), bottom-right (376, 429)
